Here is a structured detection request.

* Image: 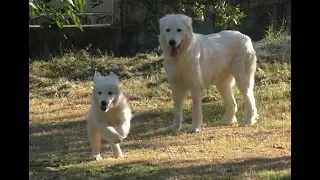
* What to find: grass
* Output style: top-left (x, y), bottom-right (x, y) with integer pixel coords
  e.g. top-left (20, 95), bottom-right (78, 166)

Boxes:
top-left (260, 21), bottom-right (290, 44)
top-left (29, 28), bottom-right (291, 180)
top-left (255, 22), bottom-right (291, 63)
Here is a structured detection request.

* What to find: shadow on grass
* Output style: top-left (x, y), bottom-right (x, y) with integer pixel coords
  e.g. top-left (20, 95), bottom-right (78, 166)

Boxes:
top-left (30, 102), bottom-right (259, 179)
top-left (99, 156), bottom-right (291, 180)
top-left (126, 102), bottom-right (228, 140)
top-left (31, 156), bottom-right (290, 180)
top-left (29, 120), bottom-right (89, 160)
top-left (29, 102), bottom-right (229, 157)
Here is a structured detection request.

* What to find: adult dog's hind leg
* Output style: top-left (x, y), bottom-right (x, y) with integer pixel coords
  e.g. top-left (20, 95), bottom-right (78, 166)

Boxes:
top-left (215, 75), bottom-right (238, 125)
top-left (233, 55), bottom-right (258, 126)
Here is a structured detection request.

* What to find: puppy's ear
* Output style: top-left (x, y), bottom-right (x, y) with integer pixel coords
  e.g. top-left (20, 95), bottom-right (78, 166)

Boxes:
top-left (95, 72), bottom-right (101, 76)
top-left (109, 71), bottom-right (119, 79)
top-left (93, 72), bottom-right (101, 82)
top-left (183, 15), bottom-right (193, 35)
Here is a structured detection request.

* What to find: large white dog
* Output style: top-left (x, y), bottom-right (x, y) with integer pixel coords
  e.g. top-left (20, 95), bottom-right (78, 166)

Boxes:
top-left (87, 72), bottom-right (132, 160)
top-left (158, 14), bottom-right (258, 133)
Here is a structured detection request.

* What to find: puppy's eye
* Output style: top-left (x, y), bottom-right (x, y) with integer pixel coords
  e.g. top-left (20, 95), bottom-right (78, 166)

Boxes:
top-left (108, 92), bottom-right (113, 95)
top-left (166, 29), bottom-right (170, 32)
top-left (177, 28), bottom-right (182, 32)
top-left (98, 92), bottom-right (102, 95)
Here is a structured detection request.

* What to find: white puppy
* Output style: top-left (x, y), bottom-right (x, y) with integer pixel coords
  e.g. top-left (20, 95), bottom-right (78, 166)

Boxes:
top-left (87, 72), bottom-right (132, 160)
top-left (158, 14), bottom-right (258, 133)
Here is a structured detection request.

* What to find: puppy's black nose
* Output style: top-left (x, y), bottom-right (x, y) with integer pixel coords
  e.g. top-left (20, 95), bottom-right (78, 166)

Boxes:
top-left (101, 100), bottom-right (107, 106)
top-left (169, 40), bottom-right (176, 46)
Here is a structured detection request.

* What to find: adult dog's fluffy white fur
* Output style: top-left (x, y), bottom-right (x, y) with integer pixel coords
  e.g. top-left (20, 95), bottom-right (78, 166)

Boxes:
top-left (159, 14), bottom-right (258, 133)
top-left (87, 72), bottom-right (132, 160)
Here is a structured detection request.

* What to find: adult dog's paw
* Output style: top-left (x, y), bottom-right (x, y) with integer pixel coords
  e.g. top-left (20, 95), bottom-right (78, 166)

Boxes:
top-left (92, 154), bottom-right (103, 161)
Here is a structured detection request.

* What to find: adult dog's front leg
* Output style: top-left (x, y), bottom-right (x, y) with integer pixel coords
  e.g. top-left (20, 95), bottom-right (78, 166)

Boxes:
top-left (168, 84), bottom-right (188, 134)
top-left (189, 87), bottom-right (203, 133)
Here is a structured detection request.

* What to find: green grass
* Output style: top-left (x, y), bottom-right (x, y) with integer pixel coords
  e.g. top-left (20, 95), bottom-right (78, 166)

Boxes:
top-left (260, 21), bottom-right (290, 44)
top-left (29, 28), bottom-right (291, 180)
top-left (256, 170), bottom-right (291, 180)
top-left (255, 22), bottom-right (291, 63)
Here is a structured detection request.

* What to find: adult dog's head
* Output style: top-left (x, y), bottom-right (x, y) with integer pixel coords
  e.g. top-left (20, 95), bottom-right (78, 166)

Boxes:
top-left (159, 14), bottom-right (193, 58)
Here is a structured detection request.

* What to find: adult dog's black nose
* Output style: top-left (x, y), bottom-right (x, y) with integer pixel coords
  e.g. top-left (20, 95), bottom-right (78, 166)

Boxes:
top-left (169, 40), bottom-right (176, 46)
top-left (101, 100), bottom-right (107, 106)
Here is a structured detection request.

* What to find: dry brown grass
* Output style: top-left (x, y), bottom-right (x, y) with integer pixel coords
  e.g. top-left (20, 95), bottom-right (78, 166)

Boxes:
top-left (29, 48), bottom-right (290, 179)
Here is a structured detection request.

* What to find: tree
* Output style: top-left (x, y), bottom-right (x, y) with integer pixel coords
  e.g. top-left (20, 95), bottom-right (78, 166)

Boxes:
top-left (29, 0), bottom-right (86, 38)
top-left (119, 0), bottom-right (246, 37)
top-left (29, 0), bottom-right (246, 35)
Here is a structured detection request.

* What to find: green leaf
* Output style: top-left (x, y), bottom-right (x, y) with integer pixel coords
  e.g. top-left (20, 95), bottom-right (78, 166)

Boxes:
top-left (233, 19), bottom-right (237, 25)
top-left (65, 0), bottom-right (75, 7)
top-left (53, 16), bottom-right (63, 29)
top-left (32, 8), bottom-right (42, 16)
top-left (75, 0), bottom-right (85, 12)
top-left (29, 2), bottom-right (37, 9)
top-left (67, 10), bottom-right (83, 31)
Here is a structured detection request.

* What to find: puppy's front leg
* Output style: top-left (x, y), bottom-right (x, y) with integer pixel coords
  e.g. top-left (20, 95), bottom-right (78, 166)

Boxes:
top-left (116, 120), bottom-right (131, 139)
top-left (88, 123), bottom-right (102, 161)
top-left (189, 86), bottom-right (203, 133)
top-left (111, 143), bottom-right (123, 158)
top-left (98, 122), bottom-right (123, 144)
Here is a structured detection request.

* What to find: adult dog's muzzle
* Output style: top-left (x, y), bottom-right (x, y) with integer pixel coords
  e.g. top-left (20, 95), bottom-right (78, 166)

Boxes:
top-left (169, 40), bottom-right (182, 57)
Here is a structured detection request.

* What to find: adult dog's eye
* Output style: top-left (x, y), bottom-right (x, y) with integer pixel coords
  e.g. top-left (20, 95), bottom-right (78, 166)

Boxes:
top-left (98, 92), bottom-right (102, 95)
top-left (108, 91), bottom-right (113, 95)
top-left (166, 29), bottom-right (170, 32)
top-left (177, 28), bottom-right (182, 32)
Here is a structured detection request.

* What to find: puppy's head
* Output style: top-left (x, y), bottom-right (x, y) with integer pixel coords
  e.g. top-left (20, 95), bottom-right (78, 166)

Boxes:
top-left (92, 72), bottom-right (121, 112)
top-left (159, 14), bottom-right (193, 58)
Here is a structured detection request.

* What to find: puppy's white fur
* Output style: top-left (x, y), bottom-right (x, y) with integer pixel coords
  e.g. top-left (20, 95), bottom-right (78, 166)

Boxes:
top-left (159, 14), bottom-right (258, 133)
top-left (87, 72), bottom-right (132, 160)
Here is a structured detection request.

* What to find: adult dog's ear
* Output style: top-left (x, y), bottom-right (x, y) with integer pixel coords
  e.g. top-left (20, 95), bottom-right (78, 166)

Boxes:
top-left (183, 15), bottom-right (193, 36)
top-left (159, 15), bottom-right (168, 31)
